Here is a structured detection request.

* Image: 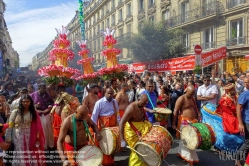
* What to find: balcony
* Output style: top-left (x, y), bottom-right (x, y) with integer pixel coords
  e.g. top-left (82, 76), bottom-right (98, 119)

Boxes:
top-left (138, 9), bottom-right (145, 14)
top-left (126, 13), bottom-right (133, 21)
top-left (227, 0), bottom-right (246, 9)
top-left (226, 36), bottom-right (246, 46)
top-left (201, 42), bottom-right (216, 50)
top-left (111, 22), bottom-right (116, 26)
top-left (148, 3), bottom-right (155, 9)
top-left (167, 0), bottom-right (222, 28)
top-left (117, 1), bottom-right (124, 8)
top-left (118, 18), bottom-right (123, 23)
top-left (161, 0), bottom-right (170, 9)
top-left (106, 10), bottom-right (110, 14)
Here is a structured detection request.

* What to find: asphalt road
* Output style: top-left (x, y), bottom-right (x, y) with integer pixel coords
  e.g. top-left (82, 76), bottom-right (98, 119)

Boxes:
top-left (46, 137), bottom-right (238, 166)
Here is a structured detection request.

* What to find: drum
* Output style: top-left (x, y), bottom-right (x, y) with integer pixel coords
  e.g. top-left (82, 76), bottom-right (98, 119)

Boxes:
top-left (99, 126), bottom-right (121, 155)
top-left (154, 108), bottom-right (172, 123)
top-left (134, 125), bottom-right (173, 166)
top-left (201, 102), bottom-right (244, 152)
top-left (181, 123), bottom-right (216, 150)
top-left (76, 145), bottom-right (103, 166)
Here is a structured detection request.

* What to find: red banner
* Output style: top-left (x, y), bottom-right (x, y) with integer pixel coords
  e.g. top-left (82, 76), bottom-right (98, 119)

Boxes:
top-left (128, 46), bottom-right (227, 73)
top-left (128, 55), bottom-right (195, 73)
top-left (201, 46), bottom-right (227, 67)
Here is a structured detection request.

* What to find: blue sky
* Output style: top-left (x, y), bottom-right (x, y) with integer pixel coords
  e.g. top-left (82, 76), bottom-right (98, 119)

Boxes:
top-left (4, 0), bottom-right (79, 66)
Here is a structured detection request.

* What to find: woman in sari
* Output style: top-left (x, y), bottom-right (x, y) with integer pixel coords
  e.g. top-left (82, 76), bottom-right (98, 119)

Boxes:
top-left (6, 94), bottom-right (45, 166)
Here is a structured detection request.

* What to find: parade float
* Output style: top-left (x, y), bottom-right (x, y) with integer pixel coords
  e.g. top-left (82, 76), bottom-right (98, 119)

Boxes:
top-left (38, 26), bottom-right (81, 86)
top-left (75, 40), bottom-right (100, 86)
top-left (98, 28), bottom-right (128, 80)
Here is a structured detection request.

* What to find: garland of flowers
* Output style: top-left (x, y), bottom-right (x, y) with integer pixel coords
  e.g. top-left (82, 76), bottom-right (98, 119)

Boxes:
top-left (78, 0), bottom-right (85, 40)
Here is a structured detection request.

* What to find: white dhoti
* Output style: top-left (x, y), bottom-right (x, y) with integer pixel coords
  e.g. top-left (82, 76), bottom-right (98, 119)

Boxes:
top-left (40, 114), bottom-right (54, 149)
top-left (177, 124), bottom-right (199, 164)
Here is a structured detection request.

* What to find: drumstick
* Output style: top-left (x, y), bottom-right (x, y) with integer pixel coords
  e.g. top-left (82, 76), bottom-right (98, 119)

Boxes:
top-left (126, 146), bottom-right (147, 157)
top-left (175, 128), bottom-right (188, 138)
top-left (83, 154), bottom-right (95, 161)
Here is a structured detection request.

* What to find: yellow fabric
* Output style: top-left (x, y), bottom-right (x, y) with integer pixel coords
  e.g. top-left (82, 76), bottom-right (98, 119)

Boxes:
top-left (124, 121), bottom-right (152, 166)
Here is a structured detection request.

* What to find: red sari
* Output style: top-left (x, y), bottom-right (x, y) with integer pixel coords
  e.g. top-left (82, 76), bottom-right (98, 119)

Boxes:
top-left (218, 95), bottom-right (239, 134)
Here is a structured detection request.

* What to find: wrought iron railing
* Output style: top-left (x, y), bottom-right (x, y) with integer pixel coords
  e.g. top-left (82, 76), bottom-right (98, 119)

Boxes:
top-left (118, 18), bottom-right (123, 23)
top-left (138, 9), bottom-right (145, 14)
top-left (148, 3), bottom-right (155, 9)
top-left (226, 36), bottom-right (246, 46)
top-left (201, 42), bottom-right (216, 49)
top-left (126, 14), bottom-right (132, 19)
top-left (227, 0), bottom-right (246, 9)
top-left (167, 0), bottom-right (223, 28)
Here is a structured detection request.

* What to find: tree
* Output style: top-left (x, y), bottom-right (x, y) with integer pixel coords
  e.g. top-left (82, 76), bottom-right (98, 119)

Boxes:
top-left (122, 21), bottom-right (187, 62)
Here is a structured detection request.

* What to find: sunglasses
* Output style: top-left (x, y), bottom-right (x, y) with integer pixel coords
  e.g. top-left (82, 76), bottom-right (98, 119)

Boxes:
top-left (203, 79), bottom-right (211, 81)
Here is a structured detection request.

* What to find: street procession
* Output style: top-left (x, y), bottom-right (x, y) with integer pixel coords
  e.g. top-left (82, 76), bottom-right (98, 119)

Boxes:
top-left (1, 0), bottom-right (249, 166)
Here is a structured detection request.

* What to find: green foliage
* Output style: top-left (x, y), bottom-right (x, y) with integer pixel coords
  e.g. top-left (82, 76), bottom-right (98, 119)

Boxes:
top-left (122, 21), bottom-right (187, 62)
top-left (193, 65), bottom-right (202, 74)
top-left (79, 77), bottom-right (101, 87)
top-left (100, 72), bottom-right (126, 81)
top-left (42, 76), bottom-right (74, 87)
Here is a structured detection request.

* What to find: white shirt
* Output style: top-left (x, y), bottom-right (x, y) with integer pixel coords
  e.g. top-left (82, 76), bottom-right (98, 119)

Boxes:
top-left (197, 84), bottom-right (218, 106)
top-left (82, 84), bottom-right (90, 100)
top-left (91, 97), bottom-right (120, 125)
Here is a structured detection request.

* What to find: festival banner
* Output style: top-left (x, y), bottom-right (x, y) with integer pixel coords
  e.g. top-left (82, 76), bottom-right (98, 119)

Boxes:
top-left (129, 55), bottom-right (195, 73)
top-left (201, 46), bottom-right (227, 67)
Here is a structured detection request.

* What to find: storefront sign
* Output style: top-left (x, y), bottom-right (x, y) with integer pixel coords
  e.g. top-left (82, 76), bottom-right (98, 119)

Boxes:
top-left (201, 46), bottom-right (227, 67)
top-left (128, 55), bottom-right (195, 73)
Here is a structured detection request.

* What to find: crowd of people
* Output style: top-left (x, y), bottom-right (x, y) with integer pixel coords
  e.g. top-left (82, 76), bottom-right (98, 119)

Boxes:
top-left (0, 69), bottom-right (248, 166)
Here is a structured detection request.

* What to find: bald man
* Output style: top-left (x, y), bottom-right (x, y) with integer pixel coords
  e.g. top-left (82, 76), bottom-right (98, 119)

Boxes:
top-left (57, 105), bottom-right (102, 166)
top-left (172, 85), bottom-right (200, 166)
top-left (119, 94), bottom-right (153, 166)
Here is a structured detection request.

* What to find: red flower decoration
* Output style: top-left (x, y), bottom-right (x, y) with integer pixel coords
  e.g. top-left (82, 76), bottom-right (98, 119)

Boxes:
top-left (78, 50), bottom-right (90, 56)
top-left (102, 48), bottom-right (121, 56)
top-left (77, 57), bottom-right (95, 64)
top-left (53, 39), bottom-right (70, 48)
top-left (49, 48), bottom-right (74, 60)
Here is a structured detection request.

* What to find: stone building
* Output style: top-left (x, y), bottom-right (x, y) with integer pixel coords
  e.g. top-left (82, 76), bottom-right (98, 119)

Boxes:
top-left (0, 0), bottom-right (19, 75)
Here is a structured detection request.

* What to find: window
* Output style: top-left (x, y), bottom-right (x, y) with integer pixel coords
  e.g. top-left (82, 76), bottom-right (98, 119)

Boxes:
top-left (228, 19), bottom-right (244, 45)
top-left (102, 8), bottom-right (104, 16)
top-left (127, 3), bottom-right (132, 15)
top-left (107, 18), bottom-right (110, 27)
top-left (149, 16), bottom-right (155, 23)
top-left (97, 25), bottom-right (100, 34)
top-left (119, 9), bottom-right (123, 20)
top-left (183, 34), bottom-right (189, 50)
top-left (112, 14), bottom-right (115, 25)
top-left (203, 27), bottom-right (214, 49)
top-left (112, 0), bottom-right (115, 8)
top-left (102, 22), bottom-right (105, 30)
top-left (94, 27), bottom-right (96, 37)
top-left (90, 30), bottom-right (92, 38)
top-left (181, 1), bottom-right (189, 23)
top-left (162, 10), bottom-right (170, 20)
top-left (127, 24), bottom-right (131, 33)
top-left (140, 0), bottom-right (144, 9)
top-left (227, 0), bottom-right (245, 8)
top-left (94, 41), bottom-right (96, 51)
top-left (98, 39), bottom-right (100, 50)
top-left (119, 28), bottom-right (123, 36)
top-left (148, 0), bottom-right (155, 8)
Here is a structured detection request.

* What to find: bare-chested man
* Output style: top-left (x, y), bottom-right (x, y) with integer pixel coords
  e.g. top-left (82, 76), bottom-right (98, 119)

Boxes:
top-left (119, 94), bottom-right (153, 166)
top-left (57, 105), bottom-right (102, 166)
top-left (172, 85), bottom-right (200, 166)
top-left (115, 83), bottom-right (129, 119)
top-left (82, 84), bottom-right (100, 115)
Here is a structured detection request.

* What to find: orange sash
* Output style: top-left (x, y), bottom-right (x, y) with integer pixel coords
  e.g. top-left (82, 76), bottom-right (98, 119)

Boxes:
top-left (176, 115), bottom-right (198, 139)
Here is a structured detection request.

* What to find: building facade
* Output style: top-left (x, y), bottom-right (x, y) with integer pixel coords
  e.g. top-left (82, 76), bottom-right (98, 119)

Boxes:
top-left (0, 0), bottom-right (19, 75)
top-left (166, 0), bottom-right (249, 73)
top-left (83, 0), bottom-right (170, 67)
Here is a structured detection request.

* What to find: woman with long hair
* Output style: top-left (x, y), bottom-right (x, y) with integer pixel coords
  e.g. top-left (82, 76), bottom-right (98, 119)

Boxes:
top-left (6, 94), bottom-right (45, 166)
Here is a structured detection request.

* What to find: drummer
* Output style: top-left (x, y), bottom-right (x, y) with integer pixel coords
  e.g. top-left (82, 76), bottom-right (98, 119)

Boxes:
top-left (172, 85), bottom-right (200, 166)
top-left (57, 105), bottom-right (102, 166)
top-left (119, 94), bottom-right (154, 166)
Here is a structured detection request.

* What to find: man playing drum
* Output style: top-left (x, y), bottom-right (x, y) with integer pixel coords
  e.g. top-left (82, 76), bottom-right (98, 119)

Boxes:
top-left (172, 85), bottom-right (200, 166)
top-left (119, 94), bottom-right (153, 166)
top-left (91, 88), bottom-right (120, 166)
top-left (57, 105), bottom-right (102, 166)
top-left (115, 83), bottom-right (130, 119)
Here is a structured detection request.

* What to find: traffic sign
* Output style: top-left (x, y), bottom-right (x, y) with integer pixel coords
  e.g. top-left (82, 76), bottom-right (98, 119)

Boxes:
top-left (194, 45), bottom-right (202, 54)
